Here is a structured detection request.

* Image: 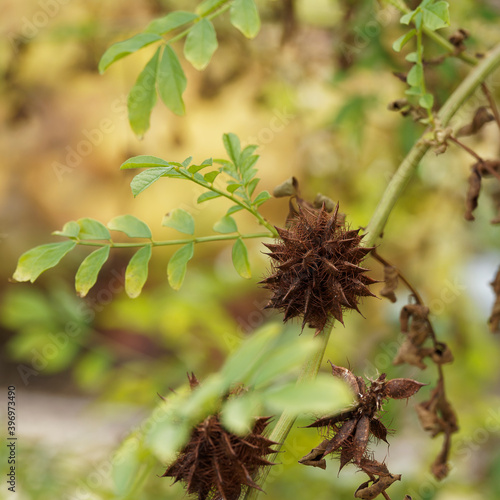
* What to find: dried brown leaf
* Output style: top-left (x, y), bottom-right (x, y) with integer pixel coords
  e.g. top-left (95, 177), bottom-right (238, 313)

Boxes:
top-left (456, 106), bottom-right (493, 137)
top-left (415, 402), bottom-right (444, 437)
top-left (380, 265), bottom-right (399, 303)
top-left (400, 304), bottom-right (430, 345)
top-left (489, 266), bottom-right (500, 333)
top-left (431, 342), bottom-right (454, 365)
top-left (464, 167), bottom-right (482, 221)
top-left (393, 339), bottom-right (431, 369)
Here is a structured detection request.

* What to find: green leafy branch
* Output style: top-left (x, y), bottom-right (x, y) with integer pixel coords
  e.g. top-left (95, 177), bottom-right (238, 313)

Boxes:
top-left (387, 0), bottom-right (477, 66)
top-left (392, 0), bottom-right (451, 124)
top-left (12, 134), bottom-right (276, 297)
top-left (99, 0), bottom-right (260, 136)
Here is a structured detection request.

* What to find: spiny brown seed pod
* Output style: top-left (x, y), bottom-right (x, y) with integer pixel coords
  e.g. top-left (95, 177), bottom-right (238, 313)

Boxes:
top-left (260, 202), bottom-right (376, 334)
top-left (163, 414), bottom-right (277, 500)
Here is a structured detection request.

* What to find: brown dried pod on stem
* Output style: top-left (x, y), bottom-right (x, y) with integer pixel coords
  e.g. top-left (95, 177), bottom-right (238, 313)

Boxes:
top-left (260, 201), bottom-right (376, 334)
top-left (162, 376), bottom-right (277, 500)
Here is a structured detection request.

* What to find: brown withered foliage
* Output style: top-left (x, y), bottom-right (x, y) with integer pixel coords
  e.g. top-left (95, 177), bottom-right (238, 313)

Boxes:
top-left (379, 264), bottom-right (399, 303)
top-left (414, 382), bottom-right (458, 480)
top-left (488, 266), bottom-right (500, 333)
top-left (260, 202), bottom-right (376, 333)
top-left (300, 364), bottom-right (422, 498)
top-left (464, 166), bottom-right (481, 221)
top-left (456, 106), bottom-right (494, 137)
top-left (394, 304), bottom-right (433, 369)
top-left (299, 363), bottom-right (423, 499)
top-left (162, 375), bottom-right (277, 500)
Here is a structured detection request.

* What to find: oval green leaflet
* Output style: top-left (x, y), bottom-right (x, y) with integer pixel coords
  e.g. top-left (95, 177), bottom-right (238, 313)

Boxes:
top-left (75, 246), bottom-right (111, 297)
top-left (125, 245), bottom-right (153, 298)
top-left (167, 242), bottom-right (194, 290)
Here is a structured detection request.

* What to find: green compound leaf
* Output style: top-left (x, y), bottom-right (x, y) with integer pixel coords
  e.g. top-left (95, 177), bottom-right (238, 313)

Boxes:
top-left (422, 1), bottom-right (450, 31)
top-left (125, 245), bottom-right (152, 298)
top-left (52, 221), bottom-right (80, 238)
top-left (130, 167), bottom-right (177, 197)
top-left (128, 47), bottom-right (160, 137)
top-left (78, 218), bottom-right (111, 240)
top-left (232, 237), bottom-right (251, 279)
top-left (99, 33), bottom-right (162, 74)
top-left (144, 11), bottom-right (198, 35)
top-left (13, 241), bottom-right (77, 283)
top-left (157, 45), bottom-right (187, 116)
top-left (108, 215), bottom-right (152, 238)
top-left (75, 246), bottom-right (110, 297)
top-left (162, 208), bottom-right (195, 235)
top-left (197, 191), bottom-right (222, 203)
top-left (213, 215), bottom-right (237, 234)
top-left (167, 242), bottom-right (194, 290)
top-left (230, 0), bottom-right (261, 39)
top-left (184, 18), bottom-right (218, 71)
top-left (392, 29), bottom-right (416, 52)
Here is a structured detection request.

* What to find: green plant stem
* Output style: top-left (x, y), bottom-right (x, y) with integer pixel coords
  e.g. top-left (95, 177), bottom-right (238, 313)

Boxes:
top-left (385, 0), bottom-right (478, 65)
top-left (73, 231), bottom-right (273, 248)
top-left (173, 167), bottom-right (278, 236)
top-left (415, 22), bottom-right (435, 125)
top-left (243, 323), bottom-right (333, 500)
top-left (364, 43), bottom-right (500, 247)
top-left (167, 2), bottom-right (232, 45)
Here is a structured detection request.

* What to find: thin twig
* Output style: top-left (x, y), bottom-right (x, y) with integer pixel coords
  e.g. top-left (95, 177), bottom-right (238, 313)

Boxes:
top-left (371, 250), bottom-right (425, 305)
top-left (481, 82), bottom-right (500, 131)
top-left (448, 135), bottom-right (484, 163)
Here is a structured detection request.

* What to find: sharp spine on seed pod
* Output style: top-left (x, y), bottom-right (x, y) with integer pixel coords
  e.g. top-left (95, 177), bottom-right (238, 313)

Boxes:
top-left (260, 202), bottom-right (377, 334)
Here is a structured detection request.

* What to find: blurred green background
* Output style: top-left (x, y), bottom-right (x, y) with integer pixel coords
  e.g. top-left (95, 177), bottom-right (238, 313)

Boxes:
top-left (2, 0), bottom-right (500, 499)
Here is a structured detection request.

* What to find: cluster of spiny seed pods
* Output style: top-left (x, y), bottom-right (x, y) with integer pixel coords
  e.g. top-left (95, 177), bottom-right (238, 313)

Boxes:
top-left (162, 374), bottom-right (277, 500)
top-left (299, 363), bottom-right (424, 499)
top-left (260, 201), bottom-right (376, 334)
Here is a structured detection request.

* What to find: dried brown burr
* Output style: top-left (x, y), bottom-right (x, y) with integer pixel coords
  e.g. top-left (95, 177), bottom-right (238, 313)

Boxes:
top-left (162, 375), bottom-right (277, 500)
top-left (260, 202), bottom-right (376, 334)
